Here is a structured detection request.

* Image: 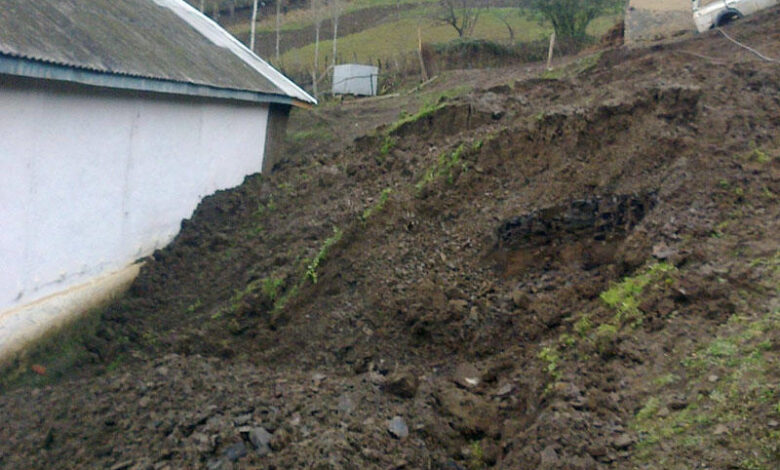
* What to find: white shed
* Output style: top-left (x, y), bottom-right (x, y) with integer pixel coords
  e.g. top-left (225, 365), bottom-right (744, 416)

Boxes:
top-left (332, 64), bottom-right (380, 96)
top-left (0, 0), bottom-right (315, 361)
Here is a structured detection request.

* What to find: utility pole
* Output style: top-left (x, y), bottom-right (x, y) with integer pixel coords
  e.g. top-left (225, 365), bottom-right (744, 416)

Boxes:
top-left (312, 0), bottom-right (321, 97)
top-left (250, 0), bottom-right (259, 52)
top-left (276, 0), bottom-right (283, 63)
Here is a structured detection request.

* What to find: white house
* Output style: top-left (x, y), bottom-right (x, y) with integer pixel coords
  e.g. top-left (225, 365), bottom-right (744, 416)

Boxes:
top-left (0, 0), bottom-right (315, 362)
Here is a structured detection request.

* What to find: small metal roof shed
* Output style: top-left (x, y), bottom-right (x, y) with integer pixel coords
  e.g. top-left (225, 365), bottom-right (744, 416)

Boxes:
top-left (0, 0), bottom-right (316, 107)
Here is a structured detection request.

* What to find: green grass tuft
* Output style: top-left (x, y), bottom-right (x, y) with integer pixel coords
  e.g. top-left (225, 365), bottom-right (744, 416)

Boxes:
top-left (305, 227), bottom-right (344, 284)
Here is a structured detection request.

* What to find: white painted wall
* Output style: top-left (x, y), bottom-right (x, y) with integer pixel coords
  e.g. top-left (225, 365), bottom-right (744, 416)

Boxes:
top-left (0, 80), bottom-right (269, 312)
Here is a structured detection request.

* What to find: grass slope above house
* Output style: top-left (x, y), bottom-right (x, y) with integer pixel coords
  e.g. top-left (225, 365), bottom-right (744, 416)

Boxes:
top-left (225, 1), bottom-right (619, 74)
top-left (278, 8), bottom-right (619, 69)
top-left (228, 0), bottom-right (432, 35)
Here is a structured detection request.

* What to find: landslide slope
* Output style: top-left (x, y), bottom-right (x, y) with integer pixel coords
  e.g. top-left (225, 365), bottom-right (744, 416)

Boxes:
top-left (1, 10), bottom-right (778, 470)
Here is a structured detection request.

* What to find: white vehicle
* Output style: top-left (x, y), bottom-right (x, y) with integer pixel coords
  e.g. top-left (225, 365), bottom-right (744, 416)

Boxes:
top-left (692, 0), bottom-right (779, 32)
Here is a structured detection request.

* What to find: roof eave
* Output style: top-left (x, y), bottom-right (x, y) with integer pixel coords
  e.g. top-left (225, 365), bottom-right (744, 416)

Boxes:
top-left (0, 54), bottom-right (305, 107)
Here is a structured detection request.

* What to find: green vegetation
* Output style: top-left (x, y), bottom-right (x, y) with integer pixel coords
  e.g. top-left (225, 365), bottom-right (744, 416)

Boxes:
top-left (305, 227), bottom-right (344, 283)
top-left (376, 135), bottom-right (396, 164)
top-left (749, 251), bottom-right (780, 277)
top-left (277, 9), bottom-right (617, 72)
top-left (261, 276), bottom-right (285, 303)
top-left (222, 278), bottom-right (263, 318)
top-left (379, 135), bottom-right (396, 156)
top-left (230, 0), bottom-right (434, 36)
top-left (537, 262), bottom-right (679, 387)
top-left (654, 373), bottom-right (681, 387)
top-left (387, 86), bottom-right (472, 134)
top-left (287, 128), bottom-right (334, 144)
top-left (538, 345), bottom-right (562, 380)
top-left (593, 323), bottom-right (618, 354)
top-left (600, 262), bottom-right (676, 326)
top-left (744, 144), bottom-right (776, 165)
top-left (416, 144), bottom-right (468, 193)
top-left (573, 315), bottom-right (593, 337)
top-left (632, 309), bottom-right (780, 468)
top-left (361, 188), bottom-right (392, 222)
top-left (271, 283), bottom-right (299, 314)
top-left (467, 439), bottom-right (487, 470)
top-left (0, 306), bottom-right (119, 391)
top-left (387, 99), bottom-right (448, 135)
top-left (254, 196), bottom-right (277, 219)
top-left (541, 51), bottom-right (603, 79)
top-left (528, 0), bottom-right (622, 40)
top-left (636, 396), bottom-right (661, 421)
top-left (185, 299), bottom-right (203, 313)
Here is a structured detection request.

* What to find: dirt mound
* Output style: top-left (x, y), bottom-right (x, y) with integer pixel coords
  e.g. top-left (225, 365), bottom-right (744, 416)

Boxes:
top-left (1, 9), bottom-right (779, 470)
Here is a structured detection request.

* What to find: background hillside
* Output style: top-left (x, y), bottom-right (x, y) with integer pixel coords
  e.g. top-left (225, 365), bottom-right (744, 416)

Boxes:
top-left (189, 0), bottom-right (620, 92)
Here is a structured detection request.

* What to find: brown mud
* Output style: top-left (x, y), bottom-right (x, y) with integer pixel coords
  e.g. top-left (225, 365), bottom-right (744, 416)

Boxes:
top-left (1, 10), bottom-right (779, 470)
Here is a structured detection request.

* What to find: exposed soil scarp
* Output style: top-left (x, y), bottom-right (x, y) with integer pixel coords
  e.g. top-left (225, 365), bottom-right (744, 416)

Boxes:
top-left (494, 192), bottom-right (656, 275)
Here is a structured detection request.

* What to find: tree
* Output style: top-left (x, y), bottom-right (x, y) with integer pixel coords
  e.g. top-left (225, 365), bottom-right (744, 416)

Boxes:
top-left (528, 0), bottom-right (621, 41)
top-left (331, 0), bottom-right (341, 69)
top-left (435, 0), bottom-right (482, 38)
top-left (491, 8), bottom-right (516, 42)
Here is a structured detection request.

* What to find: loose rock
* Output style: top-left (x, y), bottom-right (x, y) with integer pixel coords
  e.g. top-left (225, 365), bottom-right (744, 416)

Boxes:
top-left (337, 393), bottom-right (356, 414)
top-left (223, 442), bottom-right (247, 462)
top-left (385, 370), bottom-right (419, 399)
top-left (453, 363), bottom-right (481, 389)
top-left (612, 434), bottom-right (633, 450)
top-left (248, 427), bottom-right (272, 456)
top-left (388, 416), bottom-right (409, 439)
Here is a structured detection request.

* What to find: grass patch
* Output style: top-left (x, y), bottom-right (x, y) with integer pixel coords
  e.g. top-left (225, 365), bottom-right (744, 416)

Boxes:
top-left (305, 227), bottom-right (344, 284)
top-left (573, 314), bottom-right (593, 337)
top-left (541, 51), bottom-right (603, 80)
top-left (261, 276), bottom-right (285, 303)
top-left (387, 98), bottom-right (447, 135)
top-left (278, 10), bottom-right (617, 73)
top-left (743, 144), bottom-right (777, 164)
top-left (287, 128), bottom-right (334, 144)
top-left (230, 0), bottom-right (434, 36)
top-left (0, 306), bottom-right (118, 391)
top-left (632, 309), bottom-right (780, 467)
top-left (361, 188), bottom-right (393, 222)
top-left (415, 143), bottom-right (468, 193)
top-left (254, 196), bottom-right (277, 218)
top-left (379, 135), bottom-right (396, 155)
top-left (375, 135), bottom-right (396, 164)
top-left (600, 262), bottom-right (676, 327)
top-left (534, 262), bottom-right (679, 387)
top-left (538, 345), bottom-right (562, 381)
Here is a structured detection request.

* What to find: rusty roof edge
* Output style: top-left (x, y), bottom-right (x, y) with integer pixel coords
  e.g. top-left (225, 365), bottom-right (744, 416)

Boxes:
top-left (0, 54), bottom-right (300, 107)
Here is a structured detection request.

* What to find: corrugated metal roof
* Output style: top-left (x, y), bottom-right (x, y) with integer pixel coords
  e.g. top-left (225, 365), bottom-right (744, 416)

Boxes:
top-left (0, 0), bottom-right (315, 105)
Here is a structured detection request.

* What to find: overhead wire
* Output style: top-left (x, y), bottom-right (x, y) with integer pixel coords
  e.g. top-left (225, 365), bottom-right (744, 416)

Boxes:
top-left (716, 27), bottom-right (780, 63)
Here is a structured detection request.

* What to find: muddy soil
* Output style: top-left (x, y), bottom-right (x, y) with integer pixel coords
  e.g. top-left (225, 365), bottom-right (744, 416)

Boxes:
top-left (1, 10), bottom-right (779, 470)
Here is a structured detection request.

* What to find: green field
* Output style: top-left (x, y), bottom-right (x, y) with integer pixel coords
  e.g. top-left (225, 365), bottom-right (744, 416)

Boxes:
top-left (276, 8), bottom-right (619, 72)
top-left (228, 0), bottom-right (433, 35)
